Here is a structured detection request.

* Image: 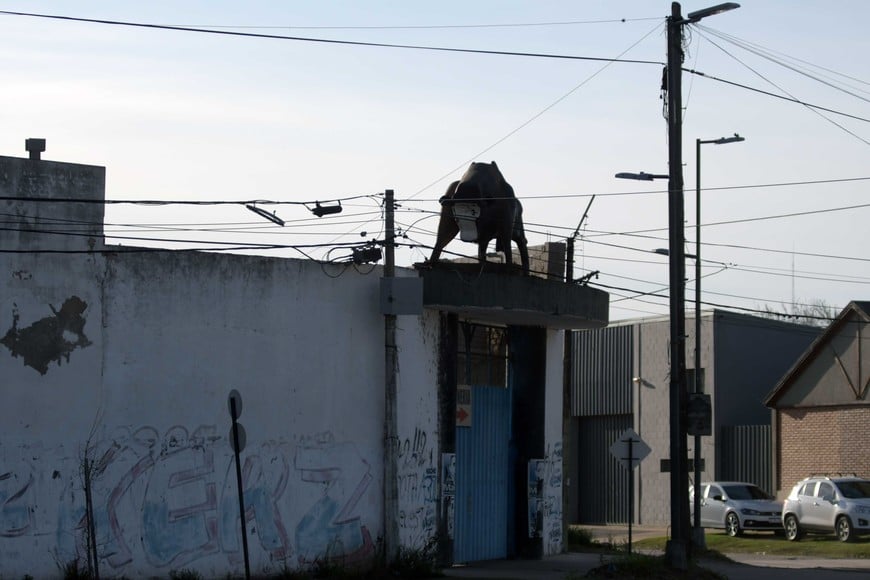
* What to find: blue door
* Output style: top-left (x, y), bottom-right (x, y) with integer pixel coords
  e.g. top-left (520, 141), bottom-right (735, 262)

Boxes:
top-left (454, 384), bottom-right (512, 562)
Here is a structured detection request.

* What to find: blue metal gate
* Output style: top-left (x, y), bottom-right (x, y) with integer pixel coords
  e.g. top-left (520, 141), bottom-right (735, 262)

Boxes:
top-left (454, 384), bottom-right (512, 563)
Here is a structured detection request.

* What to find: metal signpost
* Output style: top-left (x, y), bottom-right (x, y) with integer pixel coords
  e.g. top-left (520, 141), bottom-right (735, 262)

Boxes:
top-left (228, 389), bottom-right (251, 580)
top-left (610, 429), bottom-right (651, 553)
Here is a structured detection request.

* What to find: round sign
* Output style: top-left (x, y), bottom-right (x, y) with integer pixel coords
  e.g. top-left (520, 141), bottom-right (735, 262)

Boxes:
top-left (227, 389), bottom-right (243, 420)
top-left (229, 422), bottom-right (247, 453)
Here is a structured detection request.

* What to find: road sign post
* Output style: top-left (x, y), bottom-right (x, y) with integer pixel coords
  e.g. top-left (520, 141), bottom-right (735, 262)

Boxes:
top-left (610, 429), bottom-right (651, 553)
top-left (228, 390), bottom-right (251, 580)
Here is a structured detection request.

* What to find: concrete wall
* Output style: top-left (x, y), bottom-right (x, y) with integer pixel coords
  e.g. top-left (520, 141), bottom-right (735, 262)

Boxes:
top-left (633, 318), bottom-right (672, 526)
top-left (542, 329), bottom-right (564, 555)
top-left (0, 155), bottom-right (441, 578)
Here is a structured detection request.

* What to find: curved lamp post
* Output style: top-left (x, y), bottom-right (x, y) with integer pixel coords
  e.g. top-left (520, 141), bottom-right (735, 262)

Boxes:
top-left (692, 134), bottom-right (744, 549)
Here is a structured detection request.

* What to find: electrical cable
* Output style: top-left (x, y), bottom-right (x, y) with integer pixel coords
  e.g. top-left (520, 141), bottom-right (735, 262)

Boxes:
top-left (405, 20), bottom-right (665, 200)
top-left (689, 28), bottom-right (870, 145)
top-left (165, 17), bottom-right (664, 31)
top-left (0, 10), bottom-right (665, 66)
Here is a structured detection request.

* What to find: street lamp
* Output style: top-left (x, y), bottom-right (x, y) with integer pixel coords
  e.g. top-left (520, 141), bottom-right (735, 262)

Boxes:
top-left (692, 134), bottom-right (744, 550)
top-left (614, 172), bottom-right (669, 181)
top-left (664, 1), bottom-right (738, 569)
top-left (620, 3), bottom-right (740, 567)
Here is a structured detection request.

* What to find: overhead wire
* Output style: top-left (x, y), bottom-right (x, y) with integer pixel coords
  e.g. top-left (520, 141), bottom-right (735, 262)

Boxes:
top-left (0, 10), bottom-right (665, 66)
top-left (696, 24), bottom-right (870, 103)
top-left (406, 19), bottom-right (665, 200)
top-left (688, 25), bottom-right (870, 145)
top-left (3, 10), bottom-right (868, 299)
top-left (166, 17), bottom-right (664, 31)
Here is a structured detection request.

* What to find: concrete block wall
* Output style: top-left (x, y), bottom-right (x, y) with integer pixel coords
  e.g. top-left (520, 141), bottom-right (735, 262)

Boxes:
top-left (0, 154), bottom-right (442, 578)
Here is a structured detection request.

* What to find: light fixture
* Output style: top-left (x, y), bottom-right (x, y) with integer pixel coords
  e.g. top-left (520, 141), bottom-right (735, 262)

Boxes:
top-left (709, 133), bottom-right (745, 145)
top-left (686, 2), bottom-right (740, 23)
top-left (311, 201), bottom-right (343, 217)
top-left (614, 171), bottom-right (669, 181)
top-left (245, 204), bottom-right (285, 226)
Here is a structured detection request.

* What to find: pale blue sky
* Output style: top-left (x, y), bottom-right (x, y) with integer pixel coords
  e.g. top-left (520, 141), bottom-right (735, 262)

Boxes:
top-left (2, 1), bottom-right (868, 321)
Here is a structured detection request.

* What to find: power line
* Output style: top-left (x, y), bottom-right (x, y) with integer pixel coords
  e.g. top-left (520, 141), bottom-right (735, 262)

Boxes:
top-left (399, 176), bottom-right (870, 203)
top-left (696, 25), bottom-right (870, 100)
top-left (689, 27), bottom-right (870, 145)
top-left (405, 20), bottom-right (665, 199)
top-left (166, 17), bottom-right (664, 31)
top-left (0, 10), bottom-right (664, 66)
top-left (685, 67), bottom-right (870, 124)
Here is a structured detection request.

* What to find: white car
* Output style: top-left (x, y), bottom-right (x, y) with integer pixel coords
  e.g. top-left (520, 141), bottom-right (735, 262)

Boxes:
top-left (782, 476), bottom-right (870, 542)
top-left (690, 481), bottom-right (783, 537)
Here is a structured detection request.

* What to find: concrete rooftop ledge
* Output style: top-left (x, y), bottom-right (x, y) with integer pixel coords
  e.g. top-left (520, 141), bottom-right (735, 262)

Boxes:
top-left (415, 262), bottom-right (609, 329)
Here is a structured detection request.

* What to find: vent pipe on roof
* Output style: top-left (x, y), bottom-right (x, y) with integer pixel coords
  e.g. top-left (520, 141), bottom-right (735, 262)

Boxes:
top-left (26, 138), bottom-right (46, 160)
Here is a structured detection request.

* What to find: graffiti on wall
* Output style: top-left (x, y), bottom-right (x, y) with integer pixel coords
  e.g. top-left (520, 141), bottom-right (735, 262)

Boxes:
top-left (0, 296), bottom-right (92, 375)
top-left (526, 442), bottom-right (563, 553)
top-left (396, 428), bottom-right (437, 548)
top-left (0, 459), bottom-right (36, 537)
top-left (0, 426), bottom-right (376, 574)
top-left (441, 453), bottom-right (455, 540)
top-left (294, 432), bottom-right (374, 564)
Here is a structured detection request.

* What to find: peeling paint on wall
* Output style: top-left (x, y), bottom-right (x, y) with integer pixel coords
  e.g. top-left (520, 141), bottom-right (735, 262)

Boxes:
top-left (1, 296), bottom-right (91, 374)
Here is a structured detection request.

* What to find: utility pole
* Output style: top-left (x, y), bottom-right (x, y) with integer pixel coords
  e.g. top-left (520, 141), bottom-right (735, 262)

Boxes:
top-left (383, 189), bottom-right (400, 565)
top-left (665, 1), bottom-right (689, 570)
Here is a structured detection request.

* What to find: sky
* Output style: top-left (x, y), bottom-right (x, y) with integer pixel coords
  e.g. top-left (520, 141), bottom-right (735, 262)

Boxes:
top-left (1, 1), bottom-right (868, 322)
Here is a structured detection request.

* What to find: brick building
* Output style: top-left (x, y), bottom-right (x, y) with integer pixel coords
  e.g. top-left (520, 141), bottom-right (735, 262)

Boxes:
top-left (765, 301), bottom-right (870, 496)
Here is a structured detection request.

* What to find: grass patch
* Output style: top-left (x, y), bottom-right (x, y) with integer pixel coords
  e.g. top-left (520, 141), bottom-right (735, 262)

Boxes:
top-left (579, 552), bottom-right (725, 579)
top-left (631, 530), bottom-right (870, 559)
top-left (568, 526), bottom-right (596, 548)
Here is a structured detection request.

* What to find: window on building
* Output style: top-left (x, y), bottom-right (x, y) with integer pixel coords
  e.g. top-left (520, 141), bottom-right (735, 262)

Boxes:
top-left (457, 323), bottom-right (507, 387)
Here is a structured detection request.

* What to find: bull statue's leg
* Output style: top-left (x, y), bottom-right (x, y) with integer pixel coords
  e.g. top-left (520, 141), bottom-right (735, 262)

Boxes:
top-left (513, 200), bottom-right (530, 275)
top-left (428, 181), bottom-right (460, 263)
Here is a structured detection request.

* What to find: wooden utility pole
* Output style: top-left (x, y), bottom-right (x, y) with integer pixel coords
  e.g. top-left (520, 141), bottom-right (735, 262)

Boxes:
top-left (383, 189), bottom-right (400, 565)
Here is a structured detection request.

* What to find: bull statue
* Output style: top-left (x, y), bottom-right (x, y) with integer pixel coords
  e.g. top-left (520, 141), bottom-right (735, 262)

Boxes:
top-left (428, 161), bottom-right (530, 274)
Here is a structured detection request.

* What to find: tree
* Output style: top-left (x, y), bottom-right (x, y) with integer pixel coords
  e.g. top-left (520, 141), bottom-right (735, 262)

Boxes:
top-left (759, 298), bottom-right (838, 327)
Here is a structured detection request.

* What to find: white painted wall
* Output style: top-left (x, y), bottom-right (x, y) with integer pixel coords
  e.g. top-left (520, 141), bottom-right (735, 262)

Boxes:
top-left (542, 329), bottom-right (564, 555)
top-left (0, 238), bottom-right (440, 578)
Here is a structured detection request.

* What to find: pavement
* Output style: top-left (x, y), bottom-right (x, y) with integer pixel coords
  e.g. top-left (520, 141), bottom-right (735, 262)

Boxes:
top-left (440, 525), bottom-right (870, 579)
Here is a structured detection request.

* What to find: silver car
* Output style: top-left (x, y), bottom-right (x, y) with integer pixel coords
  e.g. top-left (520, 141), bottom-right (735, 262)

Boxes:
top-left (690, 481), bottom-right (783, 536)
top-left (782, 476), bottom-right (870, 542)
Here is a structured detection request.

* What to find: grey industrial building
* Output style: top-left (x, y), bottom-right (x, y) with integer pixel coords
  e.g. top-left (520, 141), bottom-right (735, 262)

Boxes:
top-left (565, 310), bottom-right (820, 526)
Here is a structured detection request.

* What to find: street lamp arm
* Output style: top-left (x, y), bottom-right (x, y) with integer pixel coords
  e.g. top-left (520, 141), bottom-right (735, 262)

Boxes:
top-left (686, 2), bottom-right (740, 23)
top-left (615, 171), bottom-right (669, 181)
top-left (698, 133), bottom-right (745, 146)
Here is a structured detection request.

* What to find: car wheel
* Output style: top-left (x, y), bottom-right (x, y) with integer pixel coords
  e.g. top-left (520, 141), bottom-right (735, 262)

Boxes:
top-left (784, 514), bottom-right (802, 541)
top-left (725, 512), bottom-right (743, 537)
top-left (836, 516), bottom-right (854, 542)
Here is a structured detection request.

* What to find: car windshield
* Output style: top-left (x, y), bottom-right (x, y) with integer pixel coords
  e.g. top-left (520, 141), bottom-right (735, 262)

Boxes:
top-left (837, 480), bottom-right (870, 499)
top-left (723, 484), bottom-right (771, 500)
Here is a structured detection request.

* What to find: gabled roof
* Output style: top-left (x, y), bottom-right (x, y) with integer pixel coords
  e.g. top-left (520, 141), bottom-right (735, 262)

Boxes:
top-left (764, 301), bottom-right (870, 407)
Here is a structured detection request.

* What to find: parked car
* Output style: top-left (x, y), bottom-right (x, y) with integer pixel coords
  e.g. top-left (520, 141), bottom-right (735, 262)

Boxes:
top-left (782, 476), bottom-right (870, 542)
top-left (689, 481), bottom-right (783, 537)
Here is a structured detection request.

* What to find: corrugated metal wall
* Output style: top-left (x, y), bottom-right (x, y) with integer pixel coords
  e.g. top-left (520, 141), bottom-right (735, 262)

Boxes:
top-left (571, 325), bottom-right (633, 416)
top-left (571, 325), bottom-right (635, 523)
top-left (577, 414), bottom-right (633, 523)
top-left (454, 384), bottom-right (511, 563)
top-left (719, 425), bottom-right (772, 494)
